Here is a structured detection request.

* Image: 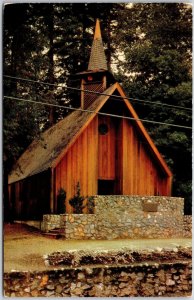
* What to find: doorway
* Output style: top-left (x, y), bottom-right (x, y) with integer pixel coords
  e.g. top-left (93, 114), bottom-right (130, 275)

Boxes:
top-left (98, 180), bottom-right (115, 195)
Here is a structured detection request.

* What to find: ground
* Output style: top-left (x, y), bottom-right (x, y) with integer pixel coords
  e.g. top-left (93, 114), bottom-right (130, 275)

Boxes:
top-left (3, 223), bottom-right (191, 272)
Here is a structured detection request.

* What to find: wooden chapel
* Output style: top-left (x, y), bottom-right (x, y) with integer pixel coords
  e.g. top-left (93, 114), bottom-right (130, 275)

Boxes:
top-left (8, 19), bottom-right (172, 219)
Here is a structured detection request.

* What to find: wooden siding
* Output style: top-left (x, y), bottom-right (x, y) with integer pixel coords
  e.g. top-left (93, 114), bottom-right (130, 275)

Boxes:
top-left (8, 170), bottom-right (51, 220)
top-left (115, 119), bottom-right (123, 194)
top-left (116, 83), bottom-right (172, 178)
top-left (122, 118), bottom-right (171, 196)
top-left (55, 116), bottom-right (98, 212)
top-left (55, 113), bottom-right (171, 212)
top-left (98, 115), bottom-right (116, 180)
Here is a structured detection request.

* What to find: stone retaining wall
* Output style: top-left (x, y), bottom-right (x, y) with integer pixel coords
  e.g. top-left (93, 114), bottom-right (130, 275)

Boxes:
top-left (46, 246), bottom-right (192, 267)
top-left (41, 214), bottom-right (61, 232)
top-left (61, 214), bottom-right (96, 239)
top-left (183, 215), bottom-right (192, 238)
top-left (94, 196), bottom-right (184, 239)
top-left (4, 261), bottom-right (192, 297)
top-left (41, 196), bottom-right (186, 239)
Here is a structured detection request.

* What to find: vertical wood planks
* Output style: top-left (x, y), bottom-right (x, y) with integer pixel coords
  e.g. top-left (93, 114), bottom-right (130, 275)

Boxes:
top-left (98, 115), bottom-right (116, 179)
top-left (54, 113), bottom-right (171, 213)
top-left (122, 118), bottom-right (171, 196)
top-left (55, 116), bottom-right (98, 212)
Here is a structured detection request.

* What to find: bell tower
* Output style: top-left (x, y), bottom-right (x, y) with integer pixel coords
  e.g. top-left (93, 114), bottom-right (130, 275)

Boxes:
top-left (74, 19), bottom-right (115, 109)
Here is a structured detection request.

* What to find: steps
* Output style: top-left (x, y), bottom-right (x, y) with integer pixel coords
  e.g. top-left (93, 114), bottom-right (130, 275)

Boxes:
top-left (42, 228), bottom-right (65, 239)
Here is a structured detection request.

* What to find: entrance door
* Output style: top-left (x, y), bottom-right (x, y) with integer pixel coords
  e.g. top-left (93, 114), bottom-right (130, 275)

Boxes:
top-left (98, 116), bottom-right (116, 180)
top-left (98, 180), bottom-right (115, 195)
top-left (98, 106), bottom-right (123, 195)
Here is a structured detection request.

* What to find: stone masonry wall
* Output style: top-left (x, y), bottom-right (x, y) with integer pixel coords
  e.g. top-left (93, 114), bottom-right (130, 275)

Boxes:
top-left (61, 214), bottom-right (96, 239)
top-left (41, 214), bottom-right (61, 232)
top-left (183, 215), bottom-right (192, 238)
top-left (93, 196), bottom-right (184, 239)
top-left (41, 196), bottom-right (186, 239)
top-left (4, 261), bottom-right (192, 297)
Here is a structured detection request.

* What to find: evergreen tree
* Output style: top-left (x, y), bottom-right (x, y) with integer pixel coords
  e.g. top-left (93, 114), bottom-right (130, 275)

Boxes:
top-left (116, 3), bottom-right (192, 213)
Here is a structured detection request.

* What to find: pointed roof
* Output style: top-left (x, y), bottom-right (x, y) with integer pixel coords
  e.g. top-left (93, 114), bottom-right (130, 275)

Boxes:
top-left (88, 19), bottom-right (108, 71)
top-left (9, 82), bottom-right (172, 184)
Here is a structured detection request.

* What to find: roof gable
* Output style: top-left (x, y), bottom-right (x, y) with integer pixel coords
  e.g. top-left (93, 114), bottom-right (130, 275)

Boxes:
top-left (9, 82), bottom-right (172, 184)
top-left (8, 84), bottom-right (117, 184)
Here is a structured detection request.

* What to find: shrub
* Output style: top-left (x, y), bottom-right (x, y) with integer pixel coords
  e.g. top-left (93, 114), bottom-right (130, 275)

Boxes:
top-left (87, 196), bottom-right (95, 214)
top-left (69, 182), bottom-right (85, 214)
top-left (57, 188), bottom-right (66, 214)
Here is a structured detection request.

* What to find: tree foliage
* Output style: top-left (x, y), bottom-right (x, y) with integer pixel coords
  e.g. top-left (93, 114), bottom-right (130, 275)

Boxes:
top-left (115, 3), bottom-right (192, 213)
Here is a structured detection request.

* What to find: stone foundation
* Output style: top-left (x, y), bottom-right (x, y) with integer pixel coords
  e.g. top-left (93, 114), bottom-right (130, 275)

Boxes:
top-left (41, 196), bottom-right (189, 239)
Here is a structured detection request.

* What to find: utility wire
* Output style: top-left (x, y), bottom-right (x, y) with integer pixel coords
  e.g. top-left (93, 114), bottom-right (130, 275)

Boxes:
top-left (4, 75), bottom-right (192, 112)
top-left (4, 95), bottom-right (192, 130)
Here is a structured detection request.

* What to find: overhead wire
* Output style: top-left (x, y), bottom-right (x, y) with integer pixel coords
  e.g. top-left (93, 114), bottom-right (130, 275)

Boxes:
top-left (4, 95), bottom-right (192, 130)
top-left (4, 75), bottom-right (192, 112)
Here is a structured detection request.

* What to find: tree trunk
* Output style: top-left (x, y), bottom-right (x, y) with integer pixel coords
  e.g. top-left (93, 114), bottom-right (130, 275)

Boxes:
top-left (47, 5), bottom-right (55, 126)
top-left (3, 161), bottom-right (14, 223)
top-left (106, 15), bottom-right (112, 71)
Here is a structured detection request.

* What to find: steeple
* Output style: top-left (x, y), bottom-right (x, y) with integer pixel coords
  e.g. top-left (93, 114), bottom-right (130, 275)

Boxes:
top-left (73, 19), bottom-right (115, 109)
top-left (88, 19), bottom-right (108, 71)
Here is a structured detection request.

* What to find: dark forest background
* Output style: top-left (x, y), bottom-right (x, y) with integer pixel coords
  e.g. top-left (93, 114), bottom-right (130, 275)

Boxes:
top-left (3, 3), bottom-right (192, 215)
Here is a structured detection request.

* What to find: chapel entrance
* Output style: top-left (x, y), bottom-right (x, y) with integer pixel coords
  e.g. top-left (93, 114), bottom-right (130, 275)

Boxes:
top-left (98, 180), bottom-right (115, 195)
top-left (98, 114), bottom-right (122, 195)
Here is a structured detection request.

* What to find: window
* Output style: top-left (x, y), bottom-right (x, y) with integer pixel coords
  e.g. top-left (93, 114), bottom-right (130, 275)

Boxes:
top-left (98, 123), bottom-right (108, 135)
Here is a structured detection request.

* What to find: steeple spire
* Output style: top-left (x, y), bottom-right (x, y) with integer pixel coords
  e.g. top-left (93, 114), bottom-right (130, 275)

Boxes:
top-left (88, 19), bottom-right (108, 71)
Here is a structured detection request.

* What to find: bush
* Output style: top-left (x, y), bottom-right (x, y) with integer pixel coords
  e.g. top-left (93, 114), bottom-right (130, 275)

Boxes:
top-left (57, 188), bottom-right (66, 214)
top-left (87, 196), bottom-right (95, 213)
top-left (69, 182), bottom-right (85, 214)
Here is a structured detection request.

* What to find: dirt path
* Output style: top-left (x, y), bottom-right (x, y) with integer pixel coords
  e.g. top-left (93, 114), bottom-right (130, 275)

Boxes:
top-left (3, 223), bottom-right (192, 272)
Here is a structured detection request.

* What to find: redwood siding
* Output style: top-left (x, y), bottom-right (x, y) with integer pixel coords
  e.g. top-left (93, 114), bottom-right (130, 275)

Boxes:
top-left (9, 170), bottom-right (51, 220)
top-left (55, 114), bottom-right (171, 213)
top-left (55, 116), bottom-right (98, 212)
top-left (98, 115), bottom-right (116, 180)
top-left (122, 118), bottom-right (171, 196)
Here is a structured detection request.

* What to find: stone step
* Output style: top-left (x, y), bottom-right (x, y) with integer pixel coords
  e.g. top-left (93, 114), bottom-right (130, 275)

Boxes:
top-left (49, 228), bottom-right (64, 233)
top-left (42, 231), bottom-right (64, 239)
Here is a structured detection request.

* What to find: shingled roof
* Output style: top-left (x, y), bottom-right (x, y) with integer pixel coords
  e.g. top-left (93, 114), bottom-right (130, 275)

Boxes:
top-left (88, 19), bottom-right (108, 71)
top-left (8, 84), bottom-right (117, 184)
top-left (9, 82), bottom-right (172, 184)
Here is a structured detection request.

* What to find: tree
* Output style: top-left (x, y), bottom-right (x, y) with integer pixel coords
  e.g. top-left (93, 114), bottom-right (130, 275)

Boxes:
top-left (115, 3), bottom-right (192, 213)
top-left (3, 4), bottom-right (42, 221)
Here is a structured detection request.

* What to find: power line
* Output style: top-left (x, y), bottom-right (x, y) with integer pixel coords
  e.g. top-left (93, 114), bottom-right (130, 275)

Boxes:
top-left (4, 95), bottom-right (192, 130)
top-left (4, 75), bottom-right (192, 112)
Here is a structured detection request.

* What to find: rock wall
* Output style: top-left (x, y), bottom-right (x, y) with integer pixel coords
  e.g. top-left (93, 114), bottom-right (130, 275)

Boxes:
top-left (4, 261), bottom-right (192, 297)
top-left (61, 214), bottom-right (96, 239)
top-left (46, 246), bottom-right (192, 267)
top-left (41, 214), bottom-right (61, 232)
top-left (94, 196), bottom-right (184, 239)
top-left (42, 196), bottom-right (186, 239)
top-left (183, 215), bottom-right (192, 238)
